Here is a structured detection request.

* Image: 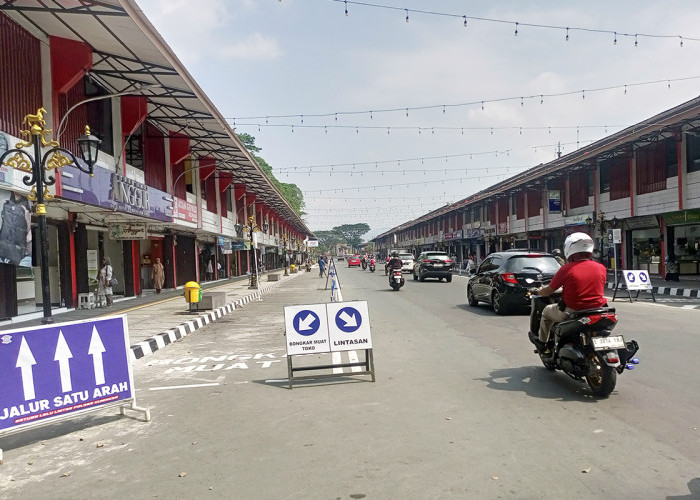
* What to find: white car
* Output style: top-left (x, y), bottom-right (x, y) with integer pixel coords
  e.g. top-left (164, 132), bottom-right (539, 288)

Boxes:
top-left (399, 253), bottom-right (414, 273)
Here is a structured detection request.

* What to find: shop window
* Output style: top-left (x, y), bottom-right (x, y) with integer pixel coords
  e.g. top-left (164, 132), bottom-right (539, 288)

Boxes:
top-left (514, 192), bottom-right (525, 220)
top-left (686, 132), bottom-right (700, 173)
top-left (665, 137), bottom-right (678, 178)
top-left (599, 161), bottom-right (611, 193)
top-left (636, 142), bottom-right (666, 195)
top-left (588, 170), bottom-right (595, 197)
top-left (85, 78), bottom-right (114, 156)
top-left (124, 123), bottom-right (143, 171)
top-left (568, 170), bottom-right (588, 208)
top-left (601, 156), bottom-right (630, 200)
top-left (527, 189), bottom-right (541, 218)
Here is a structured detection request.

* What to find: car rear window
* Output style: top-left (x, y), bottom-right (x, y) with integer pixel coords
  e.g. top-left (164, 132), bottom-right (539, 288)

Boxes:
top-left (425, 253), bottom-right (449, 260)
top-left (399, 254), bottom-right (413, 259)
top-left (505, 255), bottom-right (560, 273)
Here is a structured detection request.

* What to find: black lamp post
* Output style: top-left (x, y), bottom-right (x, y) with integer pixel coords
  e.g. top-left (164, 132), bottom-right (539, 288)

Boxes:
top-left (586, 211), bottom-right (613, 265)
top-left (1, 109), bottom-right (100, 323)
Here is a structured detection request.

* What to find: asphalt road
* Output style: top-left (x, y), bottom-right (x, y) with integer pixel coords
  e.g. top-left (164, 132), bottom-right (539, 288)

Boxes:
top-left (1, 267), bottom-right (699, 499)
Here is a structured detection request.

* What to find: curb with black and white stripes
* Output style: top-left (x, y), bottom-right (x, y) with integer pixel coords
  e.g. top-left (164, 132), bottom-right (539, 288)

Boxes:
top-left (605, 282), bottom-right (700, 298)
top-left (130, 275), bottom-right (300, 361)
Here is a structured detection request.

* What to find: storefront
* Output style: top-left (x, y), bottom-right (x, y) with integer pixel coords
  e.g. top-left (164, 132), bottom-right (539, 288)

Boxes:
top-left (622, 215), bottom-right (662, 274)
top-left (663, 209), bottom-right (700, 275)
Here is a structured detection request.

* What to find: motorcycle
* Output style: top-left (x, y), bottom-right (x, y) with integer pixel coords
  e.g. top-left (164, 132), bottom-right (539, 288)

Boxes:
top-left (369, 259), bottom-right (376, 272)
top-left (389, 268), bottom-right (405, 290)
top-left (527, 289), bottom-right (639, 397)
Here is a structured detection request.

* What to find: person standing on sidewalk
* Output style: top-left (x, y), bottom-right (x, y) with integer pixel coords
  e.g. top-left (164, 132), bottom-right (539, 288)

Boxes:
top-left (152, 257), bottom-right (165, 293)
top-left (98, 256), bottom-right (114, 307)
top-left (318, 255), bottom-right (326, 277)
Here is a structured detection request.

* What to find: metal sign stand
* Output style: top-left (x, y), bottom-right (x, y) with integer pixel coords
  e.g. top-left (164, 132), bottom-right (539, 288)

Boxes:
top-left (612, 270), bottom-right (657, 303)
top-left (324, 257), bottom-right (341, 302)
top-left (286, 349), bottom-right (375, 390)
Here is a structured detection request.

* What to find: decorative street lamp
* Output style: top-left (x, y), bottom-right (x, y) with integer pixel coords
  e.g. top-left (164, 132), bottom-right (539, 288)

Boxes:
top-left (0, 108), bottom-right (100, 324)
top-left (585, 211), bottom-right (620, 266)
top-left (282, 235), bottom-right (289, 276)
top-left (246, 215), bottom-right (268, 289)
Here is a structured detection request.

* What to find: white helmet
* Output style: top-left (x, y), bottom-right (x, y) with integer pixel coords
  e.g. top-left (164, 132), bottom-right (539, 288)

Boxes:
top-left (564, 232), bottom-right (594, 260)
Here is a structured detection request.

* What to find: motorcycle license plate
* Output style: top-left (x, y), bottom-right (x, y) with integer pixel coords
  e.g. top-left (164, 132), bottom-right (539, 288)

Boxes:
top-left (592, 335), bottom-right (625, 350)
top-left (394, 276), bottom-right (402, 281)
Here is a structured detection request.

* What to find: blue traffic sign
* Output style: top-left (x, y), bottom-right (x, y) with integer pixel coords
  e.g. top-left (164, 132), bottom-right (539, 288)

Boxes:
top-left (627, 272), bottom-right (636, 282)
top-left (335, 307), bottom-right (362, 333)
top-left (0, 316), bottom-right (133, 433)
top-left (293, 310), bottom-right (321, 336)
top-left (639, 272), bottom-right (648, 282)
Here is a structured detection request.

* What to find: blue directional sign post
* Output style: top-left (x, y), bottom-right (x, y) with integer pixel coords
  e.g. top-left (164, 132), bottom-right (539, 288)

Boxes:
top-left (283, 301), bottom-right (375, 389)
top-left (326, 301), bottom-right (372, 351)
top-left (284, 304), bottom-right (330, 355)
top-left (0, 315), bottom-right (149, 462)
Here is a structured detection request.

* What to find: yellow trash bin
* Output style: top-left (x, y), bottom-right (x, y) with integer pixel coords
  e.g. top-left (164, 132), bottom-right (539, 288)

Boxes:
top-left (184, 281), bottom-right (201, 304)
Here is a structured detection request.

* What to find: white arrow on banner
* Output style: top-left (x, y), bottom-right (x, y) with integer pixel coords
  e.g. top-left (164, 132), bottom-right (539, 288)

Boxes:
top-left (297, 313), bottom-right (316, 331)
top-left (88, 326), bottom-right (106, 385)
top-left (338, 311), bottom-right (357, 328)
top-left (54, 330), bottom-right (74, 393)
top-left (16, 336), bottom-right (37, 401)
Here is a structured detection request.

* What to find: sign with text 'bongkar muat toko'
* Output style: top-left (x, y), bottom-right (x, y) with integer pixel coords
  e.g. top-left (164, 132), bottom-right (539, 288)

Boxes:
top-left (0, 316), bottom-right (136, 434)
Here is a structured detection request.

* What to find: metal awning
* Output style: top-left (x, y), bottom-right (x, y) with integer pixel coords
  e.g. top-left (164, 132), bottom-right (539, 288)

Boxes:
top-left (0, 0), bottom-right (311, 236)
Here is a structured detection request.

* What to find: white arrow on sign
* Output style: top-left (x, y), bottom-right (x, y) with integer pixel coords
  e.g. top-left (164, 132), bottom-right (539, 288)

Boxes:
top-left (88, 326), bottom-right (106, 386)
top-left (338, 311), bottom-right (357, 328)
top-left (54, 330), bottom-right (74, 393)
top-left (297, 313), bottom-right (316, 331)
top-left (16, 336), bottom-right (37, 401)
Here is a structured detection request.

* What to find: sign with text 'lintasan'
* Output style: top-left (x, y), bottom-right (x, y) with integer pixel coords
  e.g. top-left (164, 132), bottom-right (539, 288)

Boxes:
top-left (0, 316), bottom-right (136, 434)
top-left (284, 301), bottom-right (372, 355)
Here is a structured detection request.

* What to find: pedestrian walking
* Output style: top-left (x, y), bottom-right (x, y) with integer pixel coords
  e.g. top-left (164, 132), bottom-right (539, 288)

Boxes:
top-left (152, 257), bottom-right (165, 293)
top-left (98, 256), bottom-right (114, 307)
top-left (318, 255), bottom-right (326, 277)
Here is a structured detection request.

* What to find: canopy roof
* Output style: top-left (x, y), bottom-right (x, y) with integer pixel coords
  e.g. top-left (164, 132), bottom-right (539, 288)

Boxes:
top-left (1, 0), bottom-right (311, 235)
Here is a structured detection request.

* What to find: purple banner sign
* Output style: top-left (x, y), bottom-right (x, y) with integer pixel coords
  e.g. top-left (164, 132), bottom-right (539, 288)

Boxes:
top-left (60, 162), bottom-right (173, 222)
top-left (0, 316), bottom-right (134, 433)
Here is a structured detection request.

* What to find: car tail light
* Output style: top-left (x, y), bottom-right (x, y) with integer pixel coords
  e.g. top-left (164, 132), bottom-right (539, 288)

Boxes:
top-left (445, 259), bottom-right (452, 263)
top-left (501, 273), bottom-right (518, 284)
top-left (423, 259), bottom-right (433, 264)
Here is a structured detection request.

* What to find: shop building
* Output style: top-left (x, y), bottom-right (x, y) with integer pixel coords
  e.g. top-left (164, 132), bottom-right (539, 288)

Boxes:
top-left (373, 96), bottom-right (700, 278)
top-left (0, 4), bottom-right (311, 323)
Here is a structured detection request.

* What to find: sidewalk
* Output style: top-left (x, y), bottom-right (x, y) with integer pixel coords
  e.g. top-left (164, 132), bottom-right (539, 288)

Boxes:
top-left (606, 271), bottom-right (700, 298)
top-left (0, 268), bottom-right (308, 360)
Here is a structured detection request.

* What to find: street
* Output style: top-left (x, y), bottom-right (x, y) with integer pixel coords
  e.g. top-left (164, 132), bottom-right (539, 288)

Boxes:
top-left (1, 267), bottom-right (699, 499)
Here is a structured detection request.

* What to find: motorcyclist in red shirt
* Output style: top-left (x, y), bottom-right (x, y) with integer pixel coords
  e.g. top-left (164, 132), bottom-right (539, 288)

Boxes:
top-left (535, 232), bottom-right (607, 349)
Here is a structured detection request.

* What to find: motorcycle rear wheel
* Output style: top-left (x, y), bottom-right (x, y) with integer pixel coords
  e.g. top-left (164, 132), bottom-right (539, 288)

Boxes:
top-left (585, 353), bottom-right (617, 397)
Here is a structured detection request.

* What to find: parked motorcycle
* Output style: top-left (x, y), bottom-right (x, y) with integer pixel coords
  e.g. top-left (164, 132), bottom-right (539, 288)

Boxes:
top-left (527, 289), bottom-right (639, 397)
top-left (369, 259), bottom-right (376, 272)
top-left (389, 269), bottom-right (405, 290)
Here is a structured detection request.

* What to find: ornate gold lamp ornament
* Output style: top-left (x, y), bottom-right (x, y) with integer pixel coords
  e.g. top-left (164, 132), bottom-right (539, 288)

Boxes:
top-left (0, 108), bottom-right (101, 324)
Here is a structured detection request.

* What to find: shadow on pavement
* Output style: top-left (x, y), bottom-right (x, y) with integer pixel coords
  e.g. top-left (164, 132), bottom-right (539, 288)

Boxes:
top-left (666, 477), bottom-right (700, 499)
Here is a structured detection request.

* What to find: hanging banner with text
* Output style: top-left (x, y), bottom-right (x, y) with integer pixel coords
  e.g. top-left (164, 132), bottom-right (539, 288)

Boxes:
top-left (0, 315), bottom-right (136, 434)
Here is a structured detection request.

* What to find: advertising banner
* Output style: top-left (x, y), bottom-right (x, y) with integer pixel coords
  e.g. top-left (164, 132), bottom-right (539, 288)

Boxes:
top-left (218, 236), bottom-right (233, 254)
top-left (0, 316), bottom-right (135, 434)
top-left (548, 191), bottom-right (561, 212)
top-left (0, 189), bottom-right (32, 267)
top-left (174, 197), bottom-right (198, 223)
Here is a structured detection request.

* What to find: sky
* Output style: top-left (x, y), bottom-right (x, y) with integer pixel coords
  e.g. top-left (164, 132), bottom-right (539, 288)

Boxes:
top-left (136, 0), bottom-right (700, 240)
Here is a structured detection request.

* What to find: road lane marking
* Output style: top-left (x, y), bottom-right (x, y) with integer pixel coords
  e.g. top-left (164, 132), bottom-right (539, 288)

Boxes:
top-left (348, 350), bottom-right (362, 372)
top-left (332, 351), bottom-right (343, 373)
top-left (149, 382), bottom-right (220, 391)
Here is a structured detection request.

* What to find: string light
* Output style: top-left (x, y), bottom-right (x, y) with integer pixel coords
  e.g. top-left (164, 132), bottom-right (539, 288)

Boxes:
top-left (230, 75), bottom-right (700, 122)
top-left (327, 1), bottom-right (700, 46)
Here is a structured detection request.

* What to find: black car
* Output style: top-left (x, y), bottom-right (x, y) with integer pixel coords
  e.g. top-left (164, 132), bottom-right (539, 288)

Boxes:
top-left (412, 251), bottom-right (454, 282)
top-left (466, 250), bottom-right (561, 314)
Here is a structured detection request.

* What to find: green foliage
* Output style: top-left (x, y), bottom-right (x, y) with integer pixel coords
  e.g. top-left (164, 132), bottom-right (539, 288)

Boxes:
top-left (237, 133), bottom-right (306, 216)
top-left (332, 223), bottom-right (370, 252)
top-left (314, 230), bottom-right (343, 253)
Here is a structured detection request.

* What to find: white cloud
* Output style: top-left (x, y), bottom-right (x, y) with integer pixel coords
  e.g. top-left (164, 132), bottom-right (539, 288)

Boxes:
top-left (217, 33), bottom-right (282, 61)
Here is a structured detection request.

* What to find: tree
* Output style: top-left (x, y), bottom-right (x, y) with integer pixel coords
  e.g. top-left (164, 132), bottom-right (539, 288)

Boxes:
top-left (237, 133), bottom-right (306, 216)
top-left (332, 223), bottom-right (370, 252)
top-left (314, 230), bottom-right (343, 254)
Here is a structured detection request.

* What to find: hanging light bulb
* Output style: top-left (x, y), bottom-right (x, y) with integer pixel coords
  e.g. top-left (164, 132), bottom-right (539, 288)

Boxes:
top-left (463, 15), bottom-right (467, 28)
top-left (634, 34), bottom-right (638, 47)
top-left (405, 9), bottom-right (409, 23)
top-left (565, 27), bottom-right (569, 41)
top-left (344, 0), bottom-right (348, 16)
top-left (613, 32), bottom-right (617, 45)
top-left (514, 22), bottom-right (518, 36)
top-left (680, 36), bottom-right (684, 47)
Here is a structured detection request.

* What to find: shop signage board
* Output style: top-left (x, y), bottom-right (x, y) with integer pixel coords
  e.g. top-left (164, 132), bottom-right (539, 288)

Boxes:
top-left (663, 209), bottom-right (700, 225)
top-left (60, 162), bottom-right (172, 222)
top-left (218, 236), bottom-right (232, 254)
top-left (548, 190), bottom-right (561, 212)
top-left (109, 223), bottom-right (147, 240)
top-left (0, 315), bottom-right (149, 461)
top-left (174, 197), bottom-right (198, 223)
top-left (307, 240), bottom-right (319, 247)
